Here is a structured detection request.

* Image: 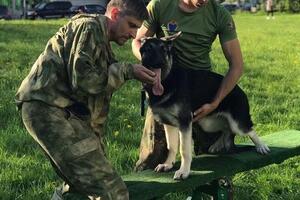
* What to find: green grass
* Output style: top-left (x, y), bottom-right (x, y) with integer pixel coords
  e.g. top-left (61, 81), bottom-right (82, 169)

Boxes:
top-left (0, 14), bottom-right (300, 199)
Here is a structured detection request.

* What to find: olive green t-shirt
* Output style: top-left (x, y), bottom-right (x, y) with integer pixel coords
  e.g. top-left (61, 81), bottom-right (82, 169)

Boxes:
top-left (144, 0), bottom-right (237, 70)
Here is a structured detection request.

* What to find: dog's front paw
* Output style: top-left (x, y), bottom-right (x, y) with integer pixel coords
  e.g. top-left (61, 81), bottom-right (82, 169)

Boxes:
top-left (173, 168), bottom-right (190, 180)
top-left (256, 143), bottom-right (270, 155)
top-left (154, 163), bottom-right (174, 172)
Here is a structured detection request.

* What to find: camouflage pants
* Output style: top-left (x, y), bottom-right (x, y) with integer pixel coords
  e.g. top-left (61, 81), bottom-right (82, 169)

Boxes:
top-left (21, 101), bottom-right (128, 200)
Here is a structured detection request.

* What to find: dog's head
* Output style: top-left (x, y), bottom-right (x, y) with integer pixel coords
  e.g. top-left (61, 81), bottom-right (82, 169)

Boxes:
top-left (140, 32), bottom-right (181, 96)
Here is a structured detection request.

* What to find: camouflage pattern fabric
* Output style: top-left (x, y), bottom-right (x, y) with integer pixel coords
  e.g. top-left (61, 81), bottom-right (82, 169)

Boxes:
top-left (22, 101), bottom-right (129, 200)
top-left (16, 14), bottom-right (134, 134)
top-left (16, 14), bottom-right (135, 199)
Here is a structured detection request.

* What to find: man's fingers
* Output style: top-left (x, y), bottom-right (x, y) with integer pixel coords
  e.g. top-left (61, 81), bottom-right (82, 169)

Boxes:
top-left (192, 109), bottom-right (204, 122)
top-left (143, 73), bottom-right (156, 84)
top-left (142, 67), bottom-right (156, 77)
top-left (133, 64), bottom-right (157, 84)
top-left (192, 113), bottom-right (204, 122)
top-left (192, 106), bottom-right (210, 122)
top-left (192, 103), bottom-right (219, 122)
top-left (193, 107), bottom-right (203, 116)
top-left (192, 116), bottom-right (199, 123)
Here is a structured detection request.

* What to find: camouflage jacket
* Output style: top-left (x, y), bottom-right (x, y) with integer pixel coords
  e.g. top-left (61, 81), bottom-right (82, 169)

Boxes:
top-left (16, 14), bottom-right (135, 134)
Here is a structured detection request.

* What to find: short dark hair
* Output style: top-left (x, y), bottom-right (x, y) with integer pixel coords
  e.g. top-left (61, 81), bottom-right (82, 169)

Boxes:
top-left (107, 0), bottom-right (148, 21)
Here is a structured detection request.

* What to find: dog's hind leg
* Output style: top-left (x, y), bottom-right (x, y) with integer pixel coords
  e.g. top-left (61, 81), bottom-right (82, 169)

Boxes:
top-left (154, 125), bottom-right (179, 172)
top-left (198, 115), bottom-right (232, 153)
top-left (174, 123), bottom-right (192, 180)
top-left (208, 129), bottom-right (233, 153)
top-left (248, 130), bottom-right (270, 154)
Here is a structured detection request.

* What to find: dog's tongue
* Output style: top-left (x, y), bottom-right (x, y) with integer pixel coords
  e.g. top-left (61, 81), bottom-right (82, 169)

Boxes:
top-left (152, 68), bottom-right (164, 96)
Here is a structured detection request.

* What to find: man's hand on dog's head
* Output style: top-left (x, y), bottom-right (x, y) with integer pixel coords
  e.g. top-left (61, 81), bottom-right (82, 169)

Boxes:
top-left (132, 64), bottom-right (156, 84)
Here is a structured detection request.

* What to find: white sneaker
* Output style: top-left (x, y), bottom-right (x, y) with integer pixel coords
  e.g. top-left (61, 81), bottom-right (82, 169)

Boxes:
top-left (272, 16), bottom-right (275, 19)
top-left (266, 16), bottom-right (270, 20)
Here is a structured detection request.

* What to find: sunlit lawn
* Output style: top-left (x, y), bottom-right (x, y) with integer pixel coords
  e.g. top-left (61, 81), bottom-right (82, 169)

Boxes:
top-left (0, 13), bottom-right (299, 199)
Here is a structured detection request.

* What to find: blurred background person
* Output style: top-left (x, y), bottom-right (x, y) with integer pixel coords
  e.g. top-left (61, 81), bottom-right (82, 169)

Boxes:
top-left (266, 0), bottom-right (275, 19)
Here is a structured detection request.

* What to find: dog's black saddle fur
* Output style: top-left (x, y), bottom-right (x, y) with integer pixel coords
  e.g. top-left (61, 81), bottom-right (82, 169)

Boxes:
top-left (140, 37), bottom-right (253, 134)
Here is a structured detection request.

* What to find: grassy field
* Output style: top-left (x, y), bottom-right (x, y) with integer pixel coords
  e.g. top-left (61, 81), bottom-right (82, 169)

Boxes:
top-left (0, 13), bottom-right (300, 199)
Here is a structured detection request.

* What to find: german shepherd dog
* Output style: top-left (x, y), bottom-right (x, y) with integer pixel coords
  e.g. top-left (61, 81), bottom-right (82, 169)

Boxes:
top-left (139, 33), bottom-right (270, 180)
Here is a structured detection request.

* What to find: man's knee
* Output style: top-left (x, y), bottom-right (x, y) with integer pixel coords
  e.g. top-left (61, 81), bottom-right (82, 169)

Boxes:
top-left (58, 139), bottom-right (128, 199)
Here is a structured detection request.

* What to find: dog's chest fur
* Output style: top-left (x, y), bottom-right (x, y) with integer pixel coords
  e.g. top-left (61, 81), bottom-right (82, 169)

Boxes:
top-left (151, 103), bottom-right (186, 129)
top-left (146, 67), bottom-right (217, 130)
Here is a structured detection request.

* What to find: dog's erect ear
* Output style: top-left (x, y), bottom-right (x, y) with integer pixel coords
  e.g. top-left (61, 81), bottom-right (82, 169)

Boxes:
top-left (161, 31), bottom-right (182, 41)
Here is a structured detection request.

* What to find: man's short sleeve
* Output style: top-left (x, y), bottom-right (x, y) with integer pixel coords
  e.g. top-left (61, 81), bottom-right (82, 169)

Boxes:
top-left (217, 6), bottom-right (237, 44)
top-left (143, 0), bottom-right (160, 33)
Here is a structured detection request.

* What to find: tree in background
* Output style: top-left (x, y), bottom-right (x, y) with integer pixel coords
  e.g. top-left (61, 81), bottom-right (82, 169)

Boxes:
top-left (289, 0), bottom-right (300, 12)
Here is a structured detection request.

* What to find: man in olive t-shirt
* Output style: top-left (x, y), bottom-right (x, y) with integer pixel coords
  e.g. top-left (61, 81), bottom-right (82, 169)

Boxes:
top-left (132, 0), bottom-right (244, 170)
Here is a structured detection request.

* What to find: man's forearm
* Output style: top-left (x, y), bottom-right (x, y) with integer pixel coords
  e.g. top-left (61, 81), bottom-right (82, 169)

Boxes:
top-left (214, 38), bottom-right (244, 106)
top-left (212, 64), bottom-right (243, 106)
top-left (132, 39), bottom-right (142, 61)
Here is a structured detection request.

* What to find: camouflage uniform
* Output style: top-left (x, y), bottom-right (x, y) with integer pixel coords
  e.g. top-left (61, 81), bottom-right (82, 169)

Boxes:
top-left (16, 14), bottom-right (134, 200)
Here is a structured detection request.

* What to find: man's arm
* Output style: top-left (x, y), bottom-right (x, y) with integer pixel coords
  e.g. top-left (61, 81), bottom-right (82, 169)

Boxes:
top-left (214, 38), bottom-right (244, 105)
top-left (107, 63), bottom-right (155, 92)
top-left (132, 25), bottom-right (155, 61)
top-left (193, 38), bottom-right (244, 121)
